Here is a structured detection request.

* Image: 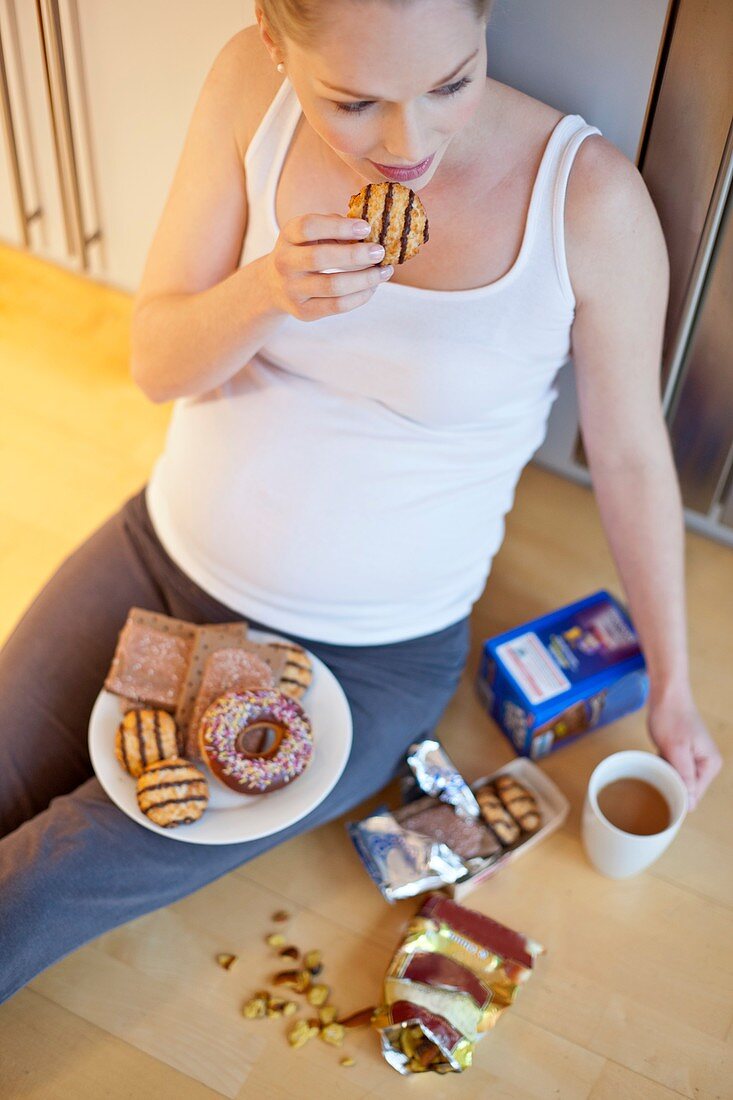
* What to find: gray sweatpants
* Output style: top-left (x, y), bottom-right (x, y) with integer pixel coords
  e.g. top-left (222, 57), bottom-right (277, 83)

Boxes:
top-left (0, 488), bottom-right (470, 1003)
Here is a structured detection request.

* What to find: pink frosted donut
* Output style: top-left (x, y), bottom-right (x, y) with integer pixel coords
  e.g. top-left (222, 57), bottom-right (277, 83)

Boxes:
top-left (199, 689), bottom-right (313, 795)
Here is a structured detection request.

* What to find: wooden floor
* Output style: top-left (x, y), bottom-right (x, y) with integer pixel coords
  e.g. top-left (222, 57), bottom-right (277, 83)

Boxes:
top-left (1, 245), bottom-right (731, 1099)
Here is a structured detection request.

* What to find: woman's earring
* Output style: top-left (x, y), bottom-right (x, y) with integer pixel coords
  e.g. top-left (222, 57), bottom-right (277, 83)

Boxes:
top-left (276, 62), bottom-right (285, 74)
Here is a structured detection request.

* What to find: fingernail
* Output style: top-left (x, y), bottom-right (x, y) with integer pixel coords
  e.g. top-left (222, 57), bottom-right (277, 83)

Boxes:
top-left (354, 222), bottom-right (371, 235)
top-left (379, 265), bottom-right (393, 279)
top-left (369, 244), bottom-right (385, 260)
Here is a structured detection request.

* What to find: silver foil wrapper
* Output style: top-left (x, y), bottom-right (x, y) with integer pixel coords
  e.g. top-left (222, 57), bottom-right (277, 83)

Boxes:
top-left (406, 739), bottom-right (482, 821)
top-left (347, 807), bottom-right (468, 903)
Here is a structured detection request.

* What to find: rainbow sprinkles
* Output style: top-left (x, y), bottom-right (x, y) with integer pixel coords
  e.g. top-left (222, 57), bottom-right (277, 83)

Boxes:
top-left (199, 689), bottom-right (314, 794)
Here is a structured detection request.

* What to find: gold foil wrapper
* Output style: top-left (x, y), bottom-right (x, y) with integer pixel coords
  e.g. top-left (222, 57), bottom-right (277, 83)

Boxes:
top-left (372, 893), bottom-right (544, 1074)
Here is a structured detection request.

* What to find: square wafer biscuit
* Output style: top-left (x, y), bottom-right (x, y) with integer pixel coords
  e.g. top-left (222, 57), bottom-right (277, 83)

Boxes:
top-left (104, 607), bottom-right (197, 711)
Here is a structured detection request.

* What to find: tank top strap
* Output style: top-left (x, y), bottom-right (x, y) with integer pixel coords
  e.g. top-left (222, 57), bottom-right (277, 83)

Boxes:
top-left (244, 75), bottom-right (301, 200)
top-left (536, 114), bottom-right (602, 308)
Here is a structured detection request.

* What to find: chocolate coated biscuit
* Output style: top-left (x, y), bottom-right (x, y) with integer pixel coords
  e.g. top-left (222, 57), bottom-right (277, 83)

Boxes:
top-left (347, 181), bottom-right (429, 266)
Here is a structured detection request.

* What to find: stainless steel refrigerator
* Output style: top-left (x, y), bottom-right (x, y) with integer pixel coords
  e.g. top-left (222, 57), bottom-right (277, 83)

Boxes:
top-left (502, 0), bottom-right (733, 546)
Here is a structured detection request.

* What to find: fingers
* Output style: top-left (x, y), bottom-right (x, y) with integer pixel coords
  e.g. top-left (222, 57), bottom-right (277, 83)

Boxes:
top-left (301, 240), bottom-right (386, 273)
top-left (661, 739), bottom-right (698, 810)
top-left (285, 213), bottom-right (371, 245)
top-left (694, 745), bottom-right (723, 800)
top-left (307, 265), bottom-right (393, 299)
top-left (298, 285), bottom-right (381, 320)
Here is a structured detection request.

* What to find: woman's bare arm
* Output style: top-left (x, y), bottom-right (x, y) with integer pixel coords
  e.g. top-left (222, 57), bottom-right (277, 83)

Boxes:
top-left (566, 136), bottom-right (722, 807)
top-left (130, 28), bottom-right (285, 403)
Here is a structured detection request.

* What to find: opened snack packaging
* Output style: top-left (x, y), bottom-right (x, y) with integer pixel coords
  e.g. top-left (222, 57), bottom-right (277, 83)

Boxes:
top-left (371, 892), bottom-right (544, 1074)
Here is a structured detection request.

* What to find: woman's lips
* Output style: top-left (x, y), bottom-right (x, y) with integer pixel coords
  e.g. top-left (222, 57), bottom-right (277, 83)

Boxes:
top-left (370, 153), bottom-right (435, 182)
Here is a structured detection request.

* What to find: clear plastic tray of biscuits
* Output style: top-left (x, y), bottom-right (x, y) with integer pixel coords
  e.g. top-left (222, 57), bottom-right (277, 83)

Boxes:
top-left (449, 758), bottom-right (570, 901)
top-left (348, 740), bottom-right (569, 902)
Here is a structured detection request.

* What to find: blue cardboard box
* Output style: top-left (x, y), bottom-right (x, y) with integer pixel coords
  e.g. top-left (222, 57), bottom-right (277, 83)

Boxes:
top-left (476, 590), bottom-right (648, 759)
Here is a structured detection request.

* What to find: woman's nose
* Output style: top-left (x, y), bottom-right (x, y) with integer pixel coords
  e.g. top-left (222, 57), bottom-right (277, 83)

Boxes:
top-left (381, 105), bottom-right (428, 165)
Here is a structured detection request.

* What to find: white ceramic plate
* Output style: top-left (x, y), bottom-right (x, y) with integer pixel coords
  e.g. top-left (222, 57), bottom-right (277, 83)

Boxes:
top-left (88, 629), bottom-right (353, 844)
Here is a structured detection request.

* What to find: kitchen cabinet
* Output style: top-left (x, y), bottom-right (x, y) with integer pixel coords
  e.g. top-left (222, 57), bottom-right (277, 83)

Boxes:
top-left (0, 0), bottom-right (251, 291)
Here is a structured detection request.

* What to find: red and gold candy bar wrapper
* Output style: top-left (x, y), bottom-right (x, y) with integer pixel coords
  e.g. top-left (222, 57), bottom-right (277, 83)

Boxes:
top-left (372, 892), bottom-right (544, 1074)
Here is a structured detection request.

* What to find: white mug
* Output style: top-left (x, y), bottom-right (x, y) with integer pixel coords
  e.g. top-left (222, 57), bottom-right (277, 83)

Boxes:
top-left (581, 750), bottom-right (688, 878)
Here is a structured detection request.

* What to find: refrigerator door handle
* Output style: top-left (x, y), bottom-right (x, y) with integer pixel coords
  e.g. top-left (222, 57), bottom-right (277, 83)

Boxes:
top-left (0, 0), bottom-right (42, 244)
top-left (34, 0), bottom-right (99, 267)
top-left (662, 119), bottom-right (733, 417)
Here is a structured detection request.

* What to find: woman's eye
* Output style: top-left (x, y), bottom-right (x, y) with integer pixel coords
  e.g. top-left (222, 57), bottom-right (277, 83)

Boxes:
top-left (334, 76), bottom-right (472, 114)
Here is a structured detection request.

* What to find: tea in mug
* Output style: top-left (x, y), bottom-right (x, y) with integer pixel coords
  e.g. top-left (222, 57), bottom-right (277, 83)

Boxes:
top-left (596, 777), bottom-right (671, 836)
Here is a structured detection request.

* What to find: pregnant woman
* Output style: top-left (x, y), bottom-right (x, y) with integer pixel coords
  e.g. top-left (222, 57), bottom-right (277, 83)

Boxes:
top-left (0, 0), bottom-right (721, 1002)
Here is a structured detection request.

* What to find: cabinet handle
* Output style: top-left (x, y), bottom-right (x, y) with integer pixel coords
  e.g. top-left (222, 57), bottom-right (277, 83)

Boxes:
top-left (35, 0), bottom-right (99, 267)
top-left (0, 0), bottom-right (42, 244)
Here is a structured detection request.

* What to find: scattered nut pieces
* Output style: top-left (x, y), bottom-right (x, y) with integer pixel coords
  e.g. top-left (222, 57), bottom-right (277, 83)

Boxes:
top-left (278, 945), bottom-right (299, 960)
top-left (306, 983), bottom-right (330, 1006)
top-left (249, 927), bottom-right (353, 1055)
top-left (273, 968), bottom-right (311, 993)
top-left (320, 1022), bottom-right (346, 1047)
top-left (288, 1019), bottom-right (319, 1049)
top-left (340, 1056), bottom-right (356, 1068)
top-left (242, 997), bottom-right (268, 1019)
top-left (216, 953), bottom-right (238, 970)
top-left (266, 997), bottom-right (288, 1017)
top-left (303, 949), bottom-right (322, 972)
top-left (272, 910), bottom-right (291, 922)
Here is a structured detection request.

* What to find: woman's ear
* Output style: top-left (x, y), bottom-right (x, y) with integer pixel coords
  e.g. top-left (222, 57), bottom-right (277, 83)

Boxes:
top-left (255, 6), bottom-right (277, 57)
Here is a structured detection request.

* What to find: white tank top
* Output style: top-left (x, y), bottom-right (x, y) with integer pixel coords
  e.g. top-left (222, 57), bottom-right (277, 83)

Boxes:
top-left (146, 76), bottom-right (601, 644)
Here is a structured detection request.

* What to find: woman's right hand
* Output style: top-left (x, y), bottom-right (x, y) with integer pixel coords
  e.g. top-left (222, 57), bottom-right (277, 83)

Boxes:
top-left (263, 213), bottom-right (394, 321)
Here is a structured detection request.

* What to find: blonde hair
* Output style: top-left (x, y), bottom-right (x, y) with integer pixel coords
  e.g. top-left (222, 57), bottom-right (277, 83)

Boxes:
top-left (258, 0), bottom-right (493, 51)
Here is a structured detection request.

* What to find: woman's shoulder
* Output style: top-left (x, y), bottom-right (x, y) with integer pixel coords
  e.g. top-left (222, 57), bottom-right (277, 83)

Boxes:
top-left (562, 112), bottom-right (662, 308)
top-left (218, 25), bottom-right (287, 162)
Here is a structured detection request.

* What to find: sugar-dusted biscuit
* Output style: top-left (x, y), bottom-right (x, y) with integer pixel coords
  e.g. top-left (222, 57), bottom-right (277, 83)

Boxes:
top-left (115, 708), bottom-right (180, 778)
top-left (347, 182), bottom-right (429, 266)
top-left (104, 609), bottom-right (251, 712)
top-left (104, 607), bottom-right (197, 711)
top-left (270, 640), bottom-right (313, 700)
top-left (136, 757), bottom-right (209, 828)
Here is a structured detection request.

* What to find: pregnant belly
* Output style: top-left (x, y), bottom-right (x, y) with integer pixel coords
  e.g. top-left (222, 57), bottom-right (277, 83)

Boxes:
top-left (154, 387), bottom-right (513, 608)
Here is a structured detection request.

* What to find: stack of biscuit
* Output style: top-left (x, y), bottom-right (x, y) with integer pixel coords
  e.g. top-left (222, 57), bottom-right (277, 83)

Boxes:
top-left (105, 607), bottom-right (314, 828)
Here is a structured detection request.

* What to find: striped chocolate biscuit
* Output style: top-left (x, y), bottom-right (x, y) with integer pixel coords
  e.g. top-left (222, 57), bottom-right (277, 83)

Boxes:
top-left (493, 774), bottom-right (542, 834)
top-left (347, 181), bottom-right (429, 266)
top-left (270, 641), bottom-right (313, 700)
top-left (115, 708), bottom-right (180, 778)
top-left (475, 785), bottom-right (521, 847)
top-left (136, 757), bottom-right (209, 828)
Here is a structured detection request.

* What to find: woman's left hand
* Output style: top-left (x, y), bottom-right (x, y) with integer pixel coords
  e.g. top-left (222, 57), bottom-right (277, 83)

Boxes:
top-left (648, 693), bottom-right (722, 810)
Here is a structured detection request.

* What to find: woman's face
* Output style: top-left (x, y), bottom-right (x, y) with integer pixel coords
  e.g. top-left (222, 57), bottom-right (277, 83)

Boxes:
top-left (261, 0), bottom-right (488, 187)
